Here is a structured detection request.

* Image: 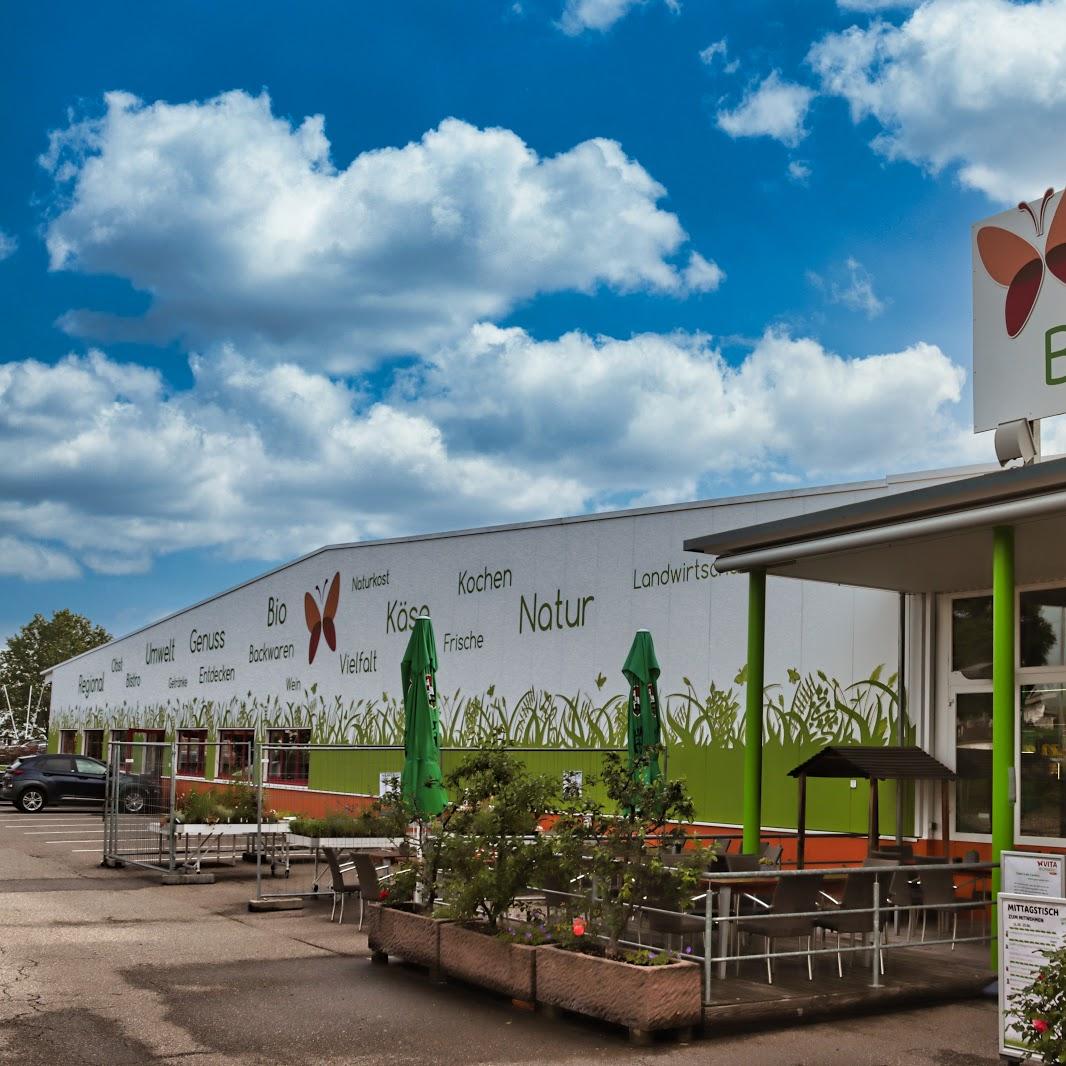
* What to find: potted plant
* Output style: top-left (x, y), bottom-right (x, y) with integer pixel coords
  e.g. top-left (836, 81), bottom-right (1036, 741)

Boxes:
top-left (534, 748), bottom-right (708, 1041)
top-left (1010, 944), bottom-right (1066, 1062)
top-left (289, 798), bottom-right (409, 848)
top-left (367, 860), bottom-right (446, 970)
top-left (433, 742), bottom-right (558, 1002)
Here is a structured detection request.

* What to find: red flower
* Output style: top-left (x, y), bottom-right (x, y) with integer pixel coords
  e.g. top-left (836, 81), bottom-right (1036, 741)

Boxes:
top-left (1033, 1019), bottom-right (1049, 1034)
top-left (572, 917), bottom-right (586, 937)
top-left (378, 889), bottom-right (389, 900)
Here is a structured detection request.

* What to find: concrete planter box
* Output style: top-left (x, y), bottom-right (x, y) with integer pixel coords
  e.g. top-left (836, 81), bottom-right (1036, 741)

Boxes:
top-left (366, 902), bottom-right (441, 970)
top-left (439, 922), bottom-right (537, 1003)
top-left (535, 945), bottom-right (701, 1039)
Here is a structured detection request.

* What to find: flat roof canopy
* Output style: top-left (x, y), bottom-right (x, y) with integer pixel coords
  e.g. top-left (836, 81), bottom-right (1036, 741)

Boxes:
top-left (686, 456), bottom-right (1066, 593)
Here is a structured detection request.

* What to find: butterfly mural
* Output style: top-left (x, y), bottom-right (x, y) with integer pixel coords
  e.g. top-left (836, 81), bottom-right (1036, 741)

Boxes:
top-left (304, 571), bottom-right (340, 665)
top-left (977, 187), bottom-right (1066, 339)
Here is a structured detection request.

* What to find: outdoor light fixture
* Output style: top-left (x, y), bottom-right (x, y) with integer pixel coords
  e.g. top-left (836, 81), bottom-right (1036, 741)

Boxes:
top-left (994, 418), bottom-right (1039, 467)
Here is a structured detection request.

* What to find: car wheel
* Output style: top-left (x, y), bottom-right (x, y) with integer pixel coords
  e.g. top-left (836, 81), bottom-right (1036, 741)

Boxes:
top-left (17, 787), bottom-right (46, 813)
top-left (120, 789), bottom-right (147, 814)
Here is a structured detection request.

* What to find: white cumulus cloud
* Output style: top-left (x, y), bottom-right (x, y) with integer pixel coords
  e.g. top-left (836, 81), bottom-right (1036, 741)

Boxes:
top-left (559, 0), bottom-right (678, 35)
top-left (0, 330), bottom-right (985, 578)
top-left (716, 72), bottom-right (816, 148)
top-left (837, 0), bottom-right (921, 10)
top-left (810, 0), bottom-right (1066, 202)
top-left (809, 257), bottom-right (886, 318)
top-left (0, 230), bottom-right (16, 262)
top-left (41, 91), bottom-right (712, 371)
top-left (0, 537), bottom-right (80, 581)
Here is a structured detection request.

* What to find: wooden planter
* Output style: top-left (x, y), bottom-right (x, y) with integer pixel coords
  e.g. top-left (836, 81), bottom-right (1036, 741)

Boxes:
top-left (535, 945), bottom-right (701, 1041)
top-left (366, 903), bottom-right (441, 970)
top-left (439, 922), bottom-right (537, 1004)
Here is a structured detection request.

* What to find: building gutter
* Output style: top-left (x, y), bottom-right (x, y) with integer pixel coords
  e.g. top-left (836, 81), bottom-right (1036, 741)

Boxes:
top-left (712, 486), bottom-right (1066, 574)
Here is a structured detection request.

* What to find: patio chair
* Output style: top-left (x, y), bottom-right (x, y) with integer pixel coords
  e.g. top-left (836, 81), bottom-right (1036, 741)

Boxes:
top-left (815, 870), bottom-right (890, 978)
top-left (713, 836), bottom-right (734, 854)
top-left (640, 892), bottom-right (705, 953)
top-left (917, 868), bottom-right (958, 949)
top-left (760, 843), bottom-right (783, 867)
top-left (726, 852), bottom-right (770, 915)
top-left (350, 854), bottom-right (385, 931)
top-left (737, 873), bottom-right (824, 984)
top-left (324, 849), bottom-right (362, 925)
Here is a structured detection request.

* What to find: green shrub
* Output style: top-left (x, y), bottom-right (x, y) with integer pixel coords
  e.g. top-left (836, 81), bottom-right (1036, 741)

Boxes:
top-left (546, 746), bottom-right (713, 957)
top-left (1010, 945), bottom-right (1066, 1063)
top-left (433, 740), bottom-right (559, 931)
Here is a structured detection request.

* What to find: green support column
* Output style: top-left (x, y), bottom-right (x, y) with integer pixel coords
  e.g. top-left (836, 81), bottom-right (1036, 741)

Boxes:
top-left (743, 569), bottom-right (766, 855)
top-left (991, 525), bottom-right (1015, 965)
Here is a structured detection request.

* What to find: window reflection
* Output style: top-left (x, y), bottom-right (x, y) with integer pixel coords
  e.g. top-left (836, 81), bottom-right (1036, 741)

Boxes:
top-left (952, 597), bottom-right (993, 679)
top-left (1020, 684), bottom-right (1066, 838)
top-left (1020, 589), bottom-right (1066, 667)
top-left (955, 692), bottom-right (993, 834)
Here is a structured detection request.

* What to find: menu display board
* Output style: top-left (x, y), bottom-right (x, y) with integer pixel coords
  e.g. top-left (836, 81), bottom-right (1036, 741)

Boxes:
top-left (1002, 851), bottom-right (1066, 899)
top-left (998, 893), bottom-right (1066, 1059)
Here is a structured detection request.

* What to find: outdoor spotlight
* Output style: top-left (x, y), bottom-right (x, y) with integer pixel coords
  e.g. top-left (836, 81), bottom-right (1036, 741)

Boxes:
top-left (994, 418), bottom-right (1039, 467)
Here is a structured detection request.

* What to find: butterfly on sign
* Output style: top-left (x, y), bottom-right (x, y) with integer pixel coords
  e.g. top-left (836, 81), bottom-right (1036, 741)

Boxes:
top-left (977, 187), bottom-right (1066, 339)
top-left (304, 571), bottom-right (340, 665)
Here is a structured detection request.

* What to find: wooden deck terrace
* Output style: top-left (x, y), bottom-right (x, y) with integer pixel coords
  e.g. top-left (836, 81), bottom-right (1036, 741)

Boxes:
top-left (701, 938), bottom-right (994, 1032)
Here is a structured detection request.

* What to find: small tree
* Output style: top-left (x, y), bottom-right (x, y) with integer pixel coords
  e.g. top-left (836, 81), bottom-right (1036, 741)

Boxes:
top-left (434, 740), bottom-right (558, 931)
top-left (548, 747), bottom-right (709, 957)
top-left (1011, 945), bottom-right (1066, 1063)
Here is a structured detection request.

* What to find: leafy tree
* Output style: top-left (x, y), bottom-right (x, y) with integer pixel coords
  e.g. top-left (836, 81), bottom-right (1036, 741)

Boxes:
top-left (434, 740), bottom-right (558, 931)
top-left (0, 610), bottom-right (111, 731)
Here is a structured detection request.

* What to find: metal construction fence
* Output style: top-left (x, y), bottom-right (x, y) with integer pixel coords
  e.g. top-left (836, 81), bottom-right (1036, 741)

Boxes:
top-left (100, 739), bottom-right (625, 883)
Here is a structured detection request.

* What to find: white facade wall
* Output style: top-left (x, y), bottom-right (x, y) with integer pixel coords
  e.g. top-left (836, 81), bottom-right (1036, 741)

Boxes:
top-left (47, 469), bottom-right (968, 734)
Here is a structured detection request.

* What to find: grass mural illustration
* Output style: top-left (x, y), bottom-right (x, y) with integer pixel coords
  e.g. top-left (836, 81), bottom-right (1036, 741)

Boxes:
top-left (51, 665), bottom-right (898, 750)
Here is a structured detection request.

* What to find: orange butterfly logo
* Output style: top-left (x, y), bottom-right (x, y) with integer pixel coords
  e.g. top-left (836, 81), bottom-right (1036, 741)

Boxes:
top-left (304, 572), bottom-right (340, 664)
top-left (977, 187), bottom-right (1066, 339)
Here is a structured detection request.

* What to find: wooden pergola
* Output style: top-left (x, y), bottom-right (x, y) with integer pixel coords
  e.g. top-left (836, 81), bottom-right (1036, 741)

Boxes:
top-left (788, 745), bottom-right (956, 869)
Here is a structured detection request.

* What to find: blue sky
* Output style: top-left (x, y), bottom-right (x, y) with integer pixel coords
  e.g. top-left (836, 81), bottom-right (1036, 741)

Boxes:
top-left (3, 0), bottom-right (1065, 642)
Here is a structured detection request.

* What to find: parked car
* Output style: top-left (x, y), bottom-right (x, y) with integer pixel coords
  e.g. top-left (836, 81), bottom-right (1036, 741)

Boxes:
top-left (0, 754), bottom-right (157, 814)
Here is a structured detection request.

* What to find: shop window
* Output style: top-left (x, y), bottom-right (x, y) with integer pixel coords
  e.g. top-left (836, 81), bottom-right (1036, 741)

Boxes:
top-left (218, 730), bottom-right (255, 779)
top-left (82, 730), bottom-right (104, 761)
top-left (110, 729), bottom-right (166, 777)
top-left (955, 692), bottom-right (992, 834)
top-left (1020, 588), bottom-right (1066, 667)
top-left (266, 728), bottom-right (310, 786)
top-left (176, 730), bottom-right (207, 777)
top-left (59, 730), bottom-right (77, 754)
top-left (1020, 683), bottom-right (1066, 838)
top-left (952, 596), bottom-right (993, 680)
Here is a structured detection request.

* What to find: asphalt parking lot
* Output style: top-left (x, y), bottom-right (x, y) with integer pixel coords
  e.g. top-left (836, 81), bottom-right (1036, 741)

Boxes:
top-left (0, 804), bottom-right (1001, 1065)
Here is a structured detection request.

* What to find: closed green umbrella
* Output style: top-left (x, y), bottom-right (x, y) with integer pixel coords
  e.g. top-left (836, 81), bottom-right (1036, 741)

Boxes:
top-left (623, 628), bottom-right (663, 782)
top-left (400, 614), bottom-right (448, 817)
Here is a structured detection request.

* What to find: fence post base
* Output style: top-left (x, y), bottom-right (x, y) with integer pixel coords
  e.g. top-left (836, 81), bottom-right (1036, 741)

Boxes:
top-left (160, 871), bottom-right (215, 885)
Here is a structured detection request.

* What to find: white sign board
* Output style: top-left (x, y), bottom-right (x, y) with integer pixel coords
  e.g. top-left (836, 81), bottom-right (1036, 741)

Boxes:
top-left (1002, 850), bottom-right (1066, 899)
top-left (998, 893), bottom-right (1066, 1059)
top-left (973, 187), bottom-right (1066, 431)
top-left (378, 772), bottom-right (400, 798)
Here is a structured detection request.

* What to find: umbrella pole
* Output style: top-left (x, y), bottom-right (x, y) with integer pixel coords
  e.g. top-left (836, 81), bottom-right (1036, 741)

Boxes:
top-left (796, 774), bottom-right (807, 870)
